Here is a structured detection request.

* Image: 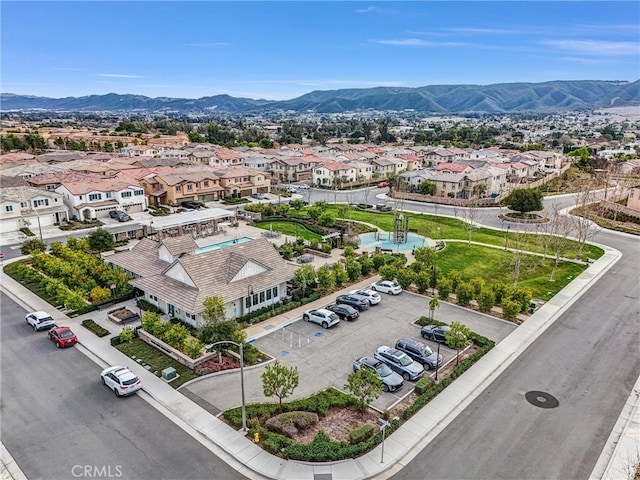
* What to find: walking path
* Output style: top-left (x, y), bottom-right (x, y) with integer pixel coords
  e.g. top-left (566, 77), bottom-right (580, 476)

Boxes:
top-left (2, 235), bottom-right (636, 480)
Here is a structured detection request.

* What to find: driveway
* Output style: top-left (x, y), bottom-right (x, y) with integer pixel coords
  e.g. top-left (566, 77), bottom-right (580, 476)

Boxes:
top-left (182, 291), bottom-right (517, 413)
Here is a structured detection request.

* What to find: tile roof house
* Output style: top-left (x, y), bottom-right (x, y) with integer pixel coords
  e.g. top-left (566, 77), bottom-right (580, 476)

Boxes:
top-left (1, 186), bottom-right (69, 233)
top-left (107, 237), bottom-right (299, 326)
top-left (312, 161), bottom-right (357, 187)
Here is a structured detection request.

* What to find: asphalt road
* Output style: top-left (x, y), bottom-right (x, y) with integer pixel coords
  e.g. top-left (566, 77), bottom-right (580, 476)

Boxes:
top-left (390, 230), bottom-right (640, 480)
top-left (0, 292), bottom-right (247, 480)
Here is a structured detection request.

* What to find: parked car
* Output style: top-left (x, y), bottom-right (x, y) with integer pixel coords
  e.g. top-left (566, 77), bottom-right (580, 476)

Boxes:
top-left (374, 345), bottom-right (425, 381)
top-left (109, 210), bottom-right (130, 222)
top-left (48, 326), bottom-right (78, 348)
top-left (285, 185), bottom-right (298, 193)
top-left (109, 210), bottom-right (122, 219)
top-left (348, 288), bottom-right (381, 305)
top-left (250, 193), bottom-right (264, 200)
top-left (25, 311), bottom-right (56, 331)
top-left (370, 280), bottom-right (403, 295)
top-left (395, 337), bottom-right (442, 370)
top-left (180, 201), bottom-right (201, 210)
top-left (336, 294), bottom-right (370, 311)
top-left (325, 303), bottom-right (359, 321)
top-left (352, 356), bottom-right (404, 392)
top-left (296, 184), bottom-right (310, 190)
top-left (100, 366), bottom-right (142, 397)
top-left (421, 325), bottom-right (452, 343)
top-left (302, 308), bottom-right (341, 329)
top-left (377, 182), bottom-right (389, 188)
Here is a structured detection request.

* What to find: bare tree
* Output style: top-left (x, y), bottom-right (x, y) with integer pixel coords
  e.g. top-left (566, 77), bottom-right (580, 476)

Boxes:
top-left (547, 212), bottom-right (575, 282)
top-left (459, 204), bottom-right (482, 246)
top-left (573, 182), bottom-right (600, 259)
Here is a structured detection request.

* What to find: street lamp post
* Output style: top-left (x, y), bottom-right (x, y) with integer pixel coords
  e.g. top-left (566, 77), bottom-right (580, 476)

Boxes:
top-left (434, 341), bottom-right (441, 384)
top-left (247, 285), bottom-right (254, 324)
top-left (504, 225), bottom-right (510, 250)
top-left (378, 418), bottom-right (391, 463)
top-left (205, 340), bottom-right (247, 434)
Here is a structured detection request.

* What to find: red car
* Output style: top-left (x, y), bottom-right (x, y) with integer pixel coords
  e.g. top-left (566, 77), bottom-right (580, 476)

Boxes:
top-left (48, 327), bottom-right (78, 348)
top-left (377, 182), bottom-right (389, 188)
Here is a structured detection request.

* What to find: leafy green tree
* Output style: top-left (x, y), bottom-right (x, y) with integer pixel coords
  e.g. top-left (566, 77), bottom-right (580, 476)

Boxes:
top-left (164, 323), bottom-right (190, 350)
top-left (445, 321), bottom-right (472, 365)
top-left (429, 297), bottom-right (440, 321)
top-left (21, 238), bottom-right (46, 255)
top-left (292, 264), bottom-right (317, 298)
top-left (202, 296), bottom-right (226, 325)
top-left (198, 319), bottom-right (246, 361)
top-left (345, 259), bottom-right (362, 282)
top-left (306, 206), bottom-right (321, 221)
top-left (290, 199), bottom-right (305, 211)
top-left (477, 289), bottom-right (496, 313)
top-left (505, 189), bottom-right (543, 214)
top-left (343, 245), bottom-right (355, 258)
top-left (395, 268), bottom-right (414, 290)
top-left (344, 366), bottom-right (383, 418)
top-left (493, 284), bottom-right (508, 304)
top-left (449, 271), bottom-right (462, 291)
top-left (262, 361), bottom-right (299, 413)
top-left (318, 212), bottom-right (336, 227)
top-left (413, 247), bottom-right (435, 267)
top-left (87, 228), bottom-right (115, 252)
top-left (414, 270), bottom-right (430, 294)
top-left (508, 287), bottom-right (532, 313)
top-left (378, 264), bottom-right (397, 282)
top-left (455, 282), bottom-right (474, 307)
top-left (501, 298), bottom-right (521, 321)
top-left (357, 255), bottom-right (373, 276)
top-left (437, 278), bottom-right (452, 299)
top-left (332, 262), bottom-right (348, 287)
top-left (183, 337), bottom-right (204, 359)
top-left (119, 326), bottom-right (135, 343)
top-left (281, 243), bottom-right (293, 260)
top-left (418, 181), bottom-right (436, 195)
top-left (317, 265), bottom-right (335, 294)
top-left (469, 277), bottom-right (485, 297)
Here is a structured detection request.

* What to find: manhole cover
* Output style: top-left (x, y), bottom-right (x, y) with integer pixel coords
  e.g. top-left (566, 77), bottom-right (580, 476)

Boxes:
top-left (525, 390), bottom-right (559, 408)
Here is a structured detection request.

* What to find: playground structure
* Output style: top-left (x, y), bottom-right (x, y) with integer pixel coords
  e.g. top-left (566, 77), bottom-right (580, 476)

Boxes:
top-left (393, 213), bottom-right (409, 245)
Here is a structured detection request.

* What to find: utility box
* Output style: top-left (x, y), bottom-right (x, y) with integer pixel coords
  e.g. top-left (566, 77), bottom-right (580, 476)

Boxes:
top-left (162, 367), bottom-right (178, 381)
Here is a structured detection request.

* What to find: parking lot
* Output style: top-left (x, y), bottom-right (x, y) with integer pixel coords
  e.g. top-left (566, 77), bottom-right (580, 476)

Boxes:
top-left (182, 290), bottom-right (518, 413)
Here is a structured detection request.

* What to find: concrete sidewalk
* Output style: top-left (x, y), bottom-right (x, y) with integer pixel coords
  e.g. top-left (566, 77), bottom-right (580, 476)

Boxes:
top-left (1, 241), bottom-right (637, 480)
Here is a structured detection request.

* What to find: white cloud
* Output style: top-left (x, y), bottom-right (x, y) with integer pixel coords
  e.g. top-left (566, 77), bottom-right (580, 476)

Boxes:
top-left (372, 38), bottom-right (467, 47)
top-left (541, 40), bottom-right (639, 56)
top-left (95, 73), bottom-right (146, 79)
top-left (184, 42), bottom-right (231, 47)
top-left (355, 6), bottom-right (378, 14)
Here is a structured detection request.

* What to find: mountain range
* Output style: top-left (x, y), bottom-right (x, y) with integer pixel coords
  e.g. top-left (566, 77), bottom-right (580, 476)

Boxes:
top-left (2, 80), bottom-right (639, 114)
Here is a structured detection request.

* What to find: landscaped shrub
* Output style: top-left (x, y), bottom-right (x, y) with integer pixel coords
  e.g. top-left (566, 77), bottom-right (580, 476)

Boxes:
top-left (345, 259), bottom-right (362, 282)
top-left (136, 299), bottom-right (164, 314)
top-left (183, 337), bottom-right (205, 359)
top-left (414, 376), bottom-right (431, 395)
top-left (449, 270), bottom-right (462, 291)
top-left (81, 319), bottom-right (109, 337)
top-left (477, 288), bottom-right (496, 312)
top-left (437, 277), bottom-right (452, 299)
top-left (493, 283), bottom-right (508, 304)
top-left (119, 326), bottom-right (135, 343)
top-left (455, 282), bottom-right (474, 307)
top-left (469, 277), bottom-right (485, 297)
top-left (508, 287), bottom-right (532, 313)
top-left (265, 411), bottom-right (319, 438)
top-left (501, 299), bottom-right (521, 321)
top-left (395, 268), bottom-right (414, 289)
top-left (349, 424), bottom-right (375, 444)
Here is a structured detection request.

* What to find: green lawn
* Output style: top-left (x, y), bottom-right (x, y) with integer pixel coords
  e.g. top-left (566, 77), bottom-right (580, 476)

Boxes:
top-left (255, 220), bottom-right (323, 241)
top-left (435, 242), bottom-right (588, 301)
top-left (322, 205), bottom-right (604, 260)
top-left (115, 338), bottom-right (198, 388)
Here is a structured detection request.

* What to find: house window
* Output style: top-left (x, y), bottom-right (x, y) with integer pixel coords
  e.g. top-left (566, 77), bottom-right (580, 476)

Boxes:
top-left (121, 191), bottom-right (132, 198)
top-left (46, 185), bottom-right (55, 190)
top-left (88, 193), bottom-right (102, 201)
top-left (187, 184), bottom-right (193, 191)
top-left (272, 286), bottom-right (278, 297)
top-left (266, 289), bottom-right (272, 300)
top-left (150, 294), bottom-right (158, 302)
top-left (34, 199), bottom-right (49, 207)
top-left (245, 296), bottom-right (251, 308)
top-left (134, 189), bottom-right (144, 196)
top-left (253, 293), bottom-right (259, 305)
top-left (106, 192), bottom-right (112, 198)
top-left (260, 291), bottom-right (265, 303)
top-left (20, 202), bottom-right (27, 208)
top-left (176, 185), bottom-right (182, 192)
top-left (5, 205), bottom-right (13, 212)
top-left (204, 181), bottom-right (209, 187)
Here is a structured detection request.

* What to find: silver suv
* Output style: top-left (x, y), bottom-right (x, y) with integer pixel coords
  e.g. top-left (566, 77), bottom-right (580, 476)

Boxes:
top-left (395, 337), bottom-right (443, 370)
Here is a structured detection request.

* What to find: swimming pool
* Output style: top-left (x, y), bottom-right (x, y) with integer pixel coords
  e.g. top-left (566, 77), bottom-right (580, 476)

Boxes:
top-left (358, 232), bottom-right (433, 252)
top-left (195, 236), bottom-right (254, 254)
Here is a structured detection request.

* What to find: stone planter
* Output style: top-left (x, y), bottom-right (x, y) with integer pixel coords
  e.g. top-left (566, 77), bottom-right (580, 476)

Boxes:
top-left (107, 306), bottom-right (140, 325)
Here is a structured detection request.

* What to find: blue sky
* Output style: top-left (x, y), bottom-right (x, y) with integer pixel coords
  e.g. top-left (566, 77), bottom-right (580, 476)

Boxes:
top-left (2, 1), bottom-right (639, 100)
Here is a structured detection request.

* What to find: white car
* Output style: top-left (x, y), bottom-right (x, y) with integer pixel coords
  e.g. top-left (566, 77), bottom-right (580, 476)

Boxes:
top-left (296, 184), bottom-right (310, 190)
top-left (302, 308), bottom-right (340, 329)
top-left (100, 366), bottom-right (142, 397)
top-left (25, 311), bottom-right (56, 331)
top-left (348, 289), bottom-right (381, 305)
top-left (370, 280), bottom-right (403, 295)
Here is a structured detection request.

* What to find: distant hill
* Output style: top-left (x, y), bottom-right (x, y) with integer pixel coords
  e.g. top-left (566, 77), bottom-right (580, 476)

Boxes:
top-left (2, 80), bottom-right (638, 114)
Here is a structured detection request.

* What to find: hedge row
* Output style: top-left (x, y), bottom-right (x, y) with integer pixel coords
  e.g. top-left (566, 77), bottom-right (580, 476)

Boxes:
top-left (234, 291), bottom-right (321, 325)
top-left (81, 319), bottom-right (110, 338)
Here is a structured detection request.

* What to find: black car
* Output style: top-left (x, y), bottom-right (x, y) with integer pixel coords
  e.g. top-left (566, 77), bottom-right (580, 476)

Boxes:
top-left (421, 325), bottom-right (451, 343)
top-left (180, 201), bottom-right (201, 209)
top-left (336, 294), bottom-right (370, 311)
top-left (109, 210), bottom-right (122, 219)
top-left (109, 210), bottom-right (130, 222)
top-left (326, 303), bottom-right (359, 321)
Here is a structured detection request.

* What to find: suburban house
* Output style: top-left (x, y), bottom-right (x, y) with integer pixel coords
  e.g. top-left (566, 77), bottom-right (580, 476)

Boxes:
top-left (140, 170), bottom-right (224, 206)
top-left (106, 237), bottom-right (299, 326)
top-left (55, 178), bottom-right (148, 220)
top-left (370, 157), bottom-right (397, 178)
top-left (271, 156), bottom-right (322, 183)
top-left (0, 186), bottom-right (69, 233)
top-left (214, 166), bottom-right (271, 197)
top-left (312, 162), bottom-right (357, 186)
